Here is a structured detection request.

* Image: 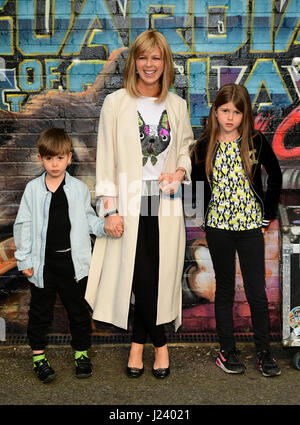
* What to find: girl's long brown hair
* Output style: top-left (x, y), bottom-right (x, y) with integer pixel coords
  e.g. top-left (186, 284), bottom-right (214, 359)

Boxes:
top-left (192, 83), bottom-right (255, 181)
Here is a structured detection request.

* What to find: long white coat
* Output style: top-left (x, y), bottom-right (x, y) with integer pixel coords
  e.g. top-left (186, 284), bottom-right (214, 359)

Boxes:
top-left (85, 88), bottom-right (194, 331)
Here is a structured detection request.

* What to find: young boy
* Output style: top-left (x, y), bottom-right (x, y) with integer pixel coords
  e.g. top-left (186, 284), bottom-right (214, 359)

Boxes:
top-left (13, 128), bottom-right (123, 383)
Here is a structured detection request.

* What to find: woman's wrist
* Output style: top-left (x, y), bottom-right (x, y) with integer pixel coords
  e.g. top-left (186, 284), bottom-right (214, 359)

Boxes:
top-left (175, 167), bottom-right (186, 182)
top-left (102, 196), bottom-right (116, 213)
top-left (104, 209), bottom-right (119, 218)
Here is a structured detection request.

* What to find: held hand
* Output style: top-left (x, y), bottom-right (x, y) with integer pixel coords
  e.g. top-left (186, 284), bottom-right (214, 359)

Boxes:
top-left (158, 173), bottom-right (173, 184)
top-left (104, 214), bottom-right (124, 238)
top-left (160, 180), bottom-right (181, 196)
top-left (159, 169), bottom-right (185, 195)
top-left (22, 268), bottom-right (34, 277)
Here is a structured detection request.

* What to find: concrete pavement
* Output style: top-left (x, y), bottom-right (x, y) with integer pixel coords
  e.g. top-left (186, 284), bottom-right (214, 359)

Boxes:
top-left (1, 342), bottom-right (300, 411)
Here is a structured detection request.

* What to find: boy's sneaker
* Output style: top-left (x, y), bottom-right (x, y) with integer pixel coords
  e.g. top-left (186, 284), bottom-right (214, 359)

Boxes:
top-left (257, 350), bottom-right (281, 377)
top-left (75, 354), bottom-right (92, 378)
top-left (216, 349), bottom-right (246, 374)
top-left (33, 358), bottom-right (56, 383)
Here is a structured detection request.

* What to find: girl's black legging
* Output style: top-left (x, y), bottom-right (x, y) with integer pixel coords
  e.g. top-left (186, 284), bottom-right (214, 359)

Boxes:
top-left (131, 195), bottom-right (167, 348)
top-left (205, 226), bottom-right (270, 352)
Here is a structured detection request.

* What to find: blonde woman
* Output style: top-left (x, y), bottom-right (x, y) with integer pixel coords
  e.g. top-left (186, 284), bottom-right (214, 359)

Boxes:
top-left (86, 30), bottom-right (194, 379)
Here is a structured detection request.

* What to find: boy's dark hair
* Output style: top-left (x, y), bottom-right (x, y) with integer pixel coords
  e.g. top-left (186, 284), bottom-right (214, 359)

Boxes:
top-left (37, 128), bottom-right (72, 157)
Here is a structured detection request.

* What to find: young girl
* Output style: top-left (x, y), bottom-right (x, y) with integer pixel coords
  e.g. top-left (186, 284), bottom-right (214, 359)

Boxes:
top-left (191, 83), bottom-right (282, 377)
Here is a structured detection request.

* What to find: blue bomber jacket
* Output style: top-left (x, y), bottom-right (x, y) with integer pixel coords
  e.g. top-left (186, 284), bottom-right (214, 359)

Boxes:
top-left (191, 131), bottom-right (282, 228)
top-left (13, 171), bottom-right (106, 288)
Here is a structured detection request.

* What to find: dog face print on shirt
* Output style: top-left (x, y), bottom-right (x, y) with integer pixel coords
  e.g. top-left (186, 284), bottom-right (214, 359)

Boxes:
top-left (138, 110), bottom-right (171, 166)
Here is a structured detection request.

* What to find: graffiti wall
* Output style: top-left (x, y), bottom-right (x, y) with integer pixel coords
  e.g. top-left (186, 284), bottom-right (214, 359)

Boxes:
top-left (0, 0), bottom-right (299, 341)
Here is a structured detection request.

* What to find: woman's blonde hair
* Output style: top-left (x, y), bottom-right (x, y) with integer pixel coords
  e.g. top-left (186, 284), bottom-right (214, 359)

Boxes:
top-left (192, 83), bottom-right (255, 181)
top-left (123, 30), bottom-right (174, 102)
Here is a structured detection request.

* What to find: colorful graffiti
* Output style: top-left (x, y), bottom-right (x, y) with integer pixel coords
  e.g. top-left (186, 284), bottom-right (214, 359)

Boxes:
top-left (0, 0), bottom-right (299, 340)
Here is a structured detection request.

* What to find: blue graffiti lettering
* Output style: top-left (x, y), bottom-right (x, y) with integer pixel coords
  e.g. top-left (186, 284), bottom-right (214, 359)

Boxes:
top-left (251, 0), bottom-right (273, 52)
top-left (0, 68), bottom-right (19, 110)
top-left (62, 0), bottom-right (123, 55)
top-left (274, 0), bottom-right (300, 52)
top-left (130, 0), bottom-right (190, 52)
top-left (5, 93), bottom-right (27, 112)
top-left (66, 60), bottom-right (105, 92)
top-left (188, 59), bottom-right (210, 126)
top-left (0, 0), bottom-right (298, 121)
top-left (16, 0), bottom-right (72, 55)
top-left (245, 59), bottom-right (292, 109)
top-left (19, 59), bottom-right (42, 91)
top-left (0, 17), bottom-right (13, 54)
top-left (45, 59), bottom-right (61, 89)
top-left (193, 0), bottom-right (248, 53)
top-left (0, 0), bottom-right (8, 9)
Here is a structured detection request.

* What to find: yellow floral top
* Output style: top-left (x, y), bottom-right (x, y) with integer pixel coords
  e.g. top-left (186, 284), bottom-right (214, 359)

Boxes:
top-left (207, 139), bottom-right (262, 231)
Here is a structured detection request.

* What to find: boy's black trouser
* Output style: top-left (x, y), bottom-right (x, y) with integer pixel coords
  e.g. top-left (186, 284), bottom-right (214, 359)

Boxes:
top-left (131, 195), bottom-right (167, 348)
top-left (205, 227), bottom-right (270, 352)
top-left (27, 250), bottom-right (91, 351)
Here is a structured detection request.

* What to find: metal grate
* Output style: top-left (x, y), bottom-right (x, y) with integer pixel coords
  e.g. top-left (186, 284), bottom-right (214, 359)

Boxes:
top-left (0, 332), bottom-right (281, 345)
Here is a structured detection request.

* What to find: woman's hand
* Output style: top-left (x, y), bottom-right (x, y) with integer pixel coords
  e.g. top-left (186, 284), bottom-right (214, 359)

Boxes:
top-left (104, 214), bottom-right (124, 238)
top-left (22, 268), bottom-right (34, 277)
top-left (158, 169), bottom-right (185, 195)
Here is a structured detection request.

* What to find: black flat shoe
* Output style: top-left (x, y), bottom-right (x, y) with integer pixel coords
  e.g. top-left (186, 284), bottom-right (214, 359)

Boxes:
top-left (152, 366), bottom-right (170, 379)
top-left (127, 366), bottom-right (144, 378)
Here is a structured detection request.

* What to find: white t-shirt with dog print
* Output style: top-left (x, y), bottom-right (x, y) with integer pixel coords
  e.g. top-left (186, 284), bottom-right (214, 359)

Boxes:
top-left (137, 96), bottom-right (172, 184)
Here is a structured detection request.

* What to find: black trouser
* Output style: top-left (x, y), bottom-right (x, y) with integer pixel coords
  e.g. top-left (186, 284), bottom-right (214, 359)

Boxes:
top-left (27, 249), bottom-right (91, 351)
top-left (131, 196), bottom-right (166, 348)
top-left (205, 227), bottom-right (270, 352)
